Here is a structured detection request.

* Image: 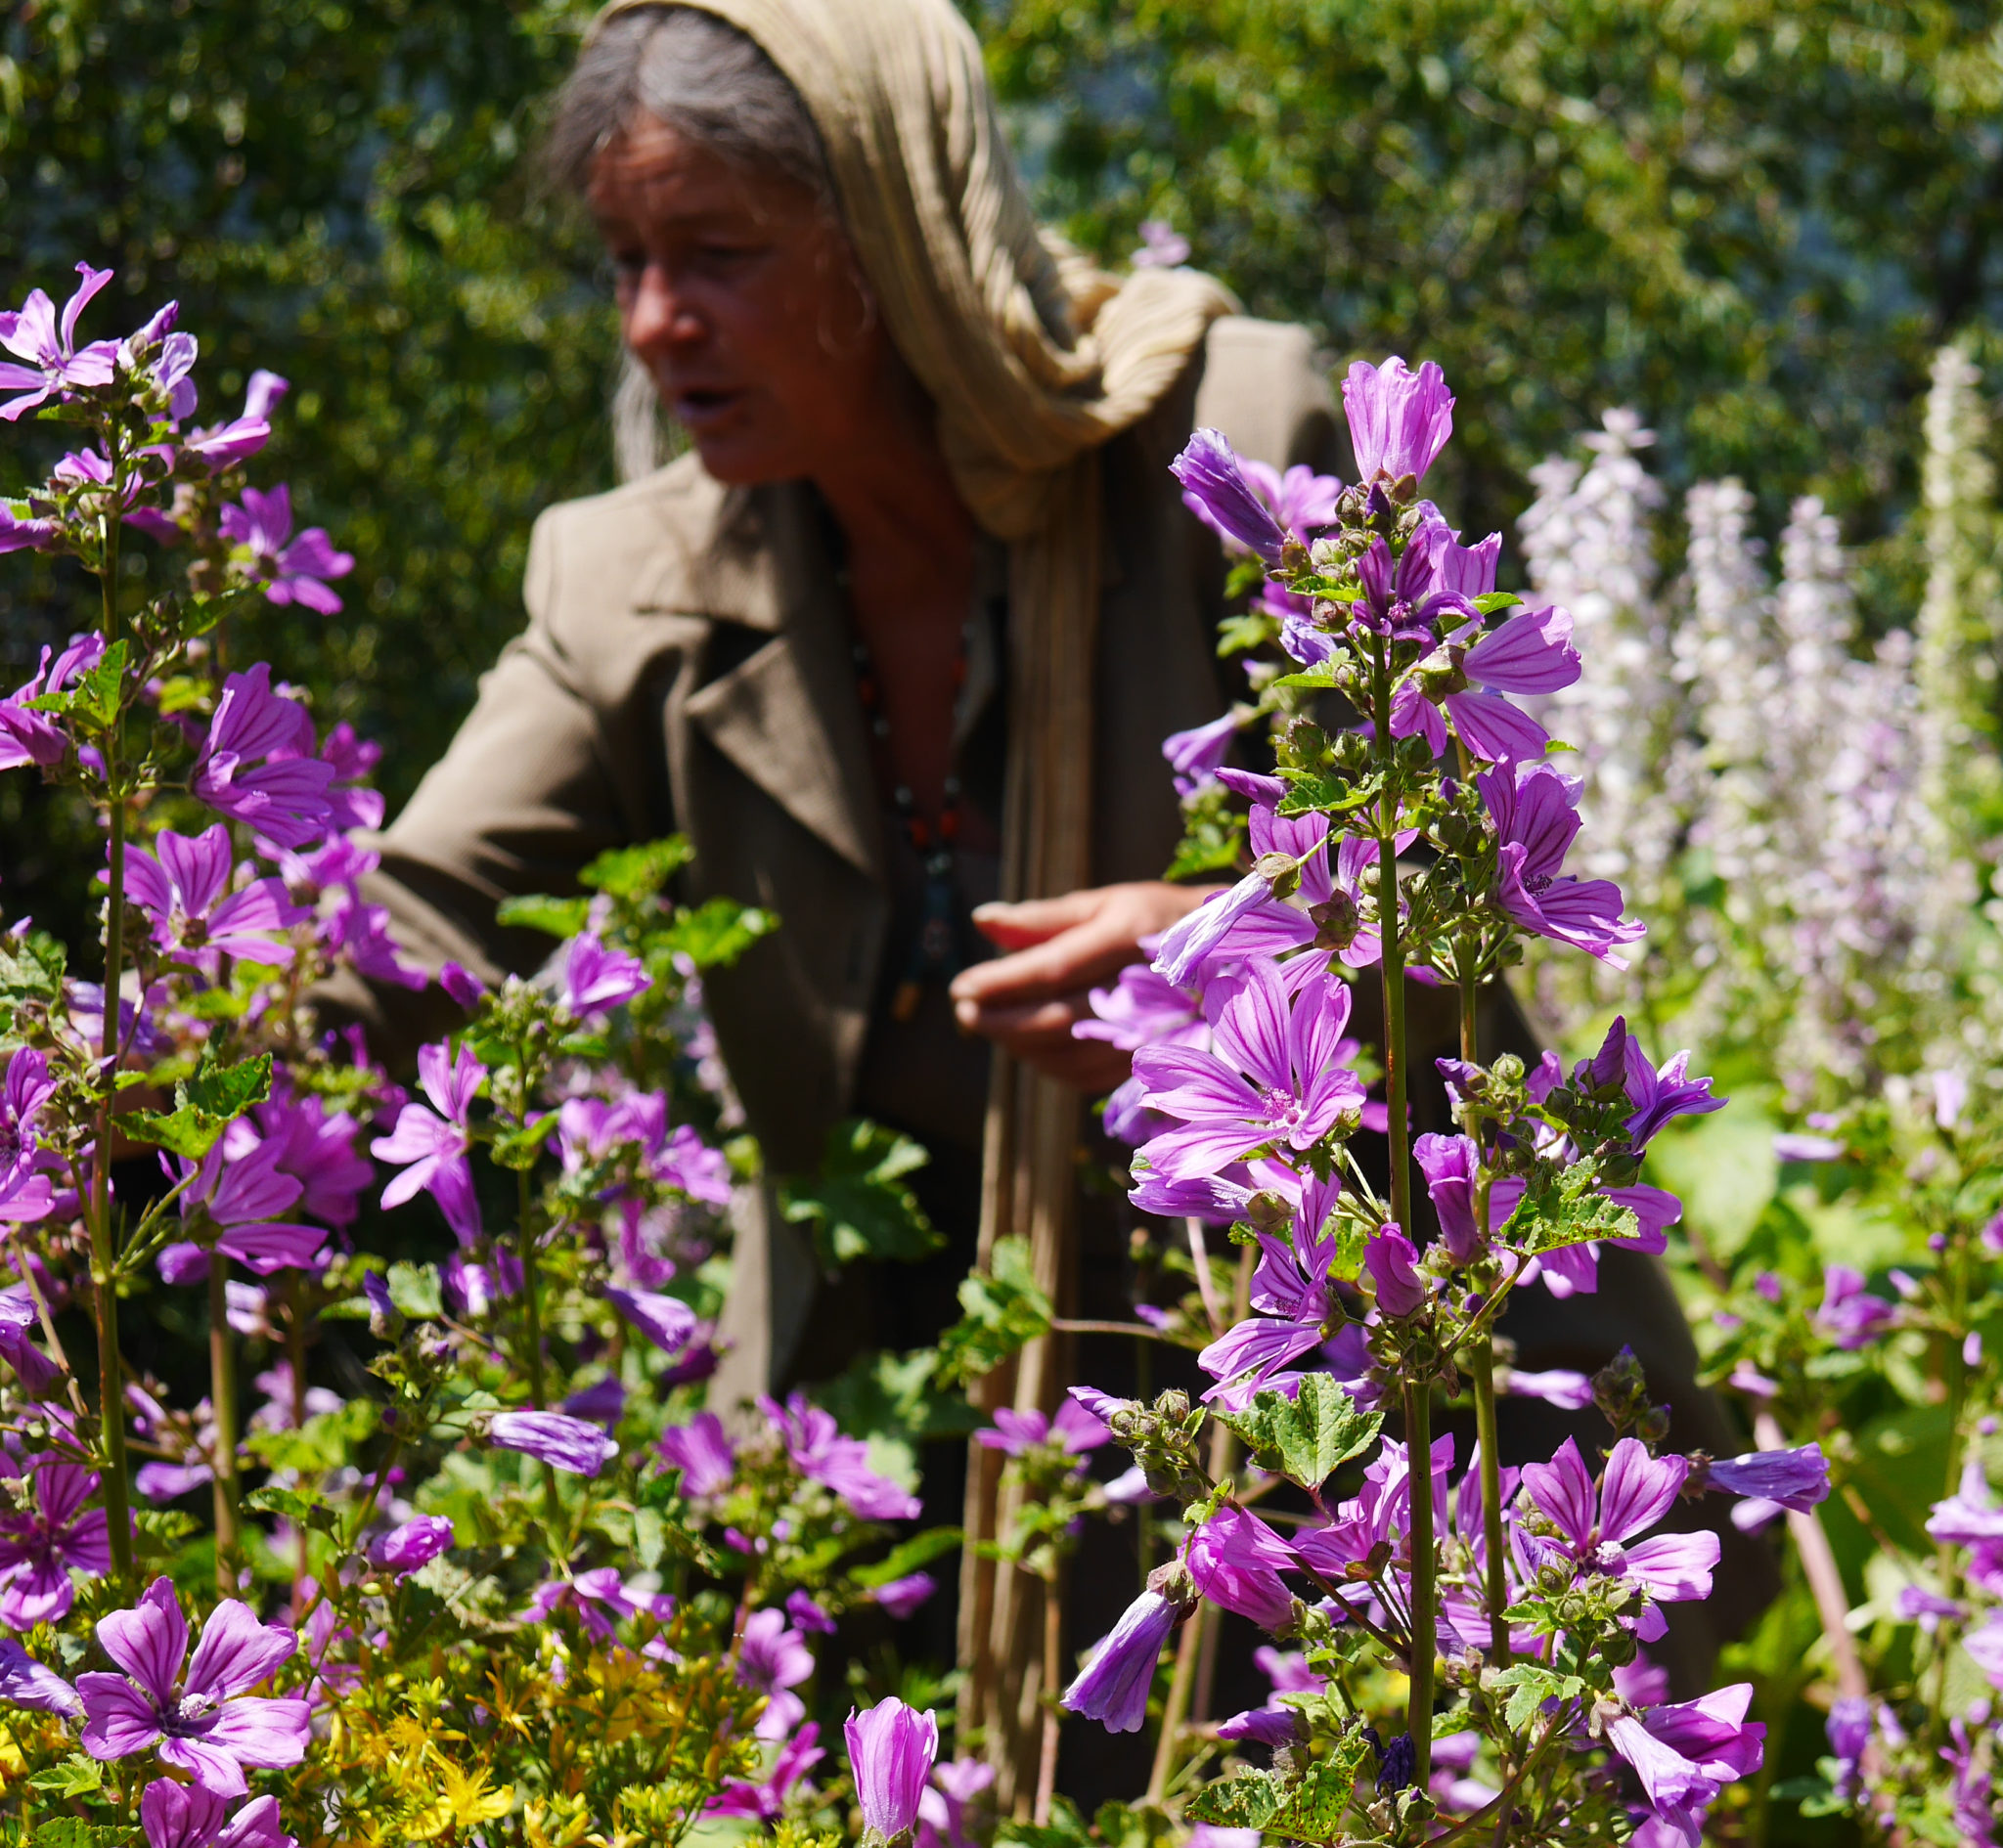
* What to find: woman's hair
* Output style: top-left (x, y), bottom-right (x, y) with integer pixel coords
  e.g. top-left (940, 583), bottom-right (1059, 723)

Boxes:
top-left (546, 5), bottom-right (833, 211)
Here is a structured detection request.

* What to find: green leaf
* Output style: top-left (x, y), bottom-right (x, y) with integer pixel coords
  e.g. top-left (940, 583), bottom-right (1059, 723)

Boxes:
top-left (494, 892), bottom-right (592, 938)
top-left (33, 1823), bottom-right (129, 1847)
top-left (28, 1755), bottom-right (104, 1797)
top-left (1269, 669), bottom-right (1339, 690)
top-left (1473, 591), bottom-right (1524, 614)
top-left (634, 1505), bottom-right (667, 1571)
top-left (661, 896), bottom-right (779, 968)
top-left (1188, 1774), bottom-right (1280, 1830)
top-left (385, 1260), bottom-right (443, 1318)
top-left (0, 931), bottom-right (66, 1009)
top-left (244, 1484), bottom-right (338, 1535)
top-left (779, 1120), bottom-right (941, 1266)
top-left (26, 638), bottom-right (126, 728)
top-left (121, 1049), bottom-right (273, 1160)
top-left (936, 1235), bottom-right (1053, 1384)
top-left (1275, 771), bottom-right (1377, 816)
top-left (1498, 1180), bottom-right (1640, 1254)
top-left (581, 835), bottom-right (693, 899)
top-left (245, 1396), bottom-right (381, 1476)
top-left (1217, 1374), bottom-right (1383, 1489)
top-left (1492, 1663), bottom-right (1582, 1731)
top-left (1269, 1737), bottom-right (1370, 1841)
top-left (851, 1525), bottom-right (963, 1588)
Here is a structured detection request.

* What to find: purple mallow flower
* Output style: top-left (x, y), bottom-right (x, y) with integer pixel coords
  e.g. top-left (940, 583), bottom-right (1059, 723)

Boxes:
top-left (220, 485), bottom-right (352, 614)
top-left (1363, 1222), bottom-right (1427, 1319)
top-left (0, 1462), bottom-right (111, 1627)
top-left (1161, 711), bottom-right (1240, 798)
top-left (140, 1780), bottom-right (294, 1848)
top-left (170, 1141), bottom-right (329, 1277)
top-left (603, 1284), bottom-right (698, 1357)
top-left (125, 825), bottom-right (305, 970)
top-left (371, 1038), bottom-right (485, 1245)
top-left (1063, 1586), bottom-right (1184, 1732)
top-left (738, 1606), bottom-right (816, 1738)
top-left (1704, 1445), bottom-right (1828, 1516)
top-left (1816, 1265), bottom-right (1895, 1350)
top-left (872, 1573), bottom-right (936, 1620)
top-left (1171, 429), bottom-right (1292, 564)
top-left (846, 1695), bottom-right (939, 1841)
top-left (0, 1636), bottom-right (82, 1717)
top-left (974, 1398), bottom-right (1108, 1459)
top-left (761, 1390), bottom-right (920, 1520)
top-left (1606, 1683), bottom-right (1763, 1847)
top-left (708, 1722), bottom-right (826, 1823)
top-left (659, 1412), bottom-right (736, 1496)
top-left (1392, 601), bottom-right (1581, 765)
top-left (0, 1292), bottom-right (62, 1398)
top-left (191, 665), bottom-right (335, 849)
top-left (0, 263), bottom-right (119, 420)
top-left (1131, 220), bottom-right (1191, 269)
top-left (373, 1516), bottom-right (455, 1577)
top-left (0, 633), bottom-right (106, 770)
top-left (561, 932), bottom-right (649, 1014)
top-left (79, 1576), bottom-right (310, 1796)
top-left (1197, 1177), bottom-right (1347, 1399)
top-left (185, 369), bottom-right (288, 472)
top-left (1342, 357), bottom-right (1454, 487)
top-left (1479, 760), bottom-right (1645, 968)
top-left (1518, 1437), bottom-right (1717, 1642)
top-left (486, 1410), bottom-right (618, 1478)
top-left (1135, 959), bottom-right (1364, 1177)
top-left (1186, 1505), bottom-right (1298, 1631)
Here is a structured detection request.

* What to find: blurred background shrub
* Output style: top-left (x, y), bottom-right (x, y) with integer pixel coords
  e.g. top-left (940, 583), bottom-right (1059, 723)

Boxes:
top-left (3, 0), bottom-right (2001, 945)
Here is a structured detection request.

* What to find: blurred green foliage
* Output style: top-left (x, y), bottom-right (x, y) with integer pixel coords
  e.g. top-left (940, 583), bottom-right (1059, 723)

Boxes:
top-left (3, 0), bottom-right (2001, 946)
top-left (0, 0), bottom-right (614, 943)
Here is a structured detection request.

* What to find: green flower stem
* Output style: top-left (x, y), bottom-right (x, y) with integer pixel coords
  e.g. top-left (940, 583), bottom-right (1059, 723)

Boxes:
top-left (208, 1252), bottom-right (242, 1579)
top-left (517, 1145), bottom-right (562, 1525)
top-left (1372, 637), bottom-right (1430, 1784)
top-left (287, 1275), bottom-right (311, 1597)
top-left (1457, 964), bottom-right (1509, 1665)
top-left (92, 452), bottom-right (135, 1585)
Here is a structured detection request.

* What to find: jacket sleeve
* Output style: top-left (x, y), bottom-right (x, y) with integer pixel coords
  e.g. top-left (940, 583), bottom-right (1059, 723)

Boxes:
top-left (316, 506), bottom-right (640, 1064)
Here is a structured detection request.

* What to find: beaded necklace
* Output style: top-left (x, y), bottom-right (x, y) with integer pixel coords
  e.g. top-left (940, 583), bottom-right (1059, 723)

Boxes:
top-left (844, 581), bottom-right (971, 1023)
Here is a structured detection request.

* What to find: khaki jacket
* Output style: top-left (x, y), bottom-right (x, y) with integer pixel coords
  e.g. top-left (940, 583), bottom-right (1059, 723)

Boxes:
top-left (335, 315), bottom-right (1340, 1177)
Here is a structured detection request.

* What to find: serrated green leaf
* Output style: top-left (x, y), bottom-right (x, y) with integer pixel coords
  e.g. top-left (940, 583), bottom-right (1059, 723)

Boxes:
top-left (495, 892), bottom-right (593, 938)
top-left (779, 1120), bottom-right (941, 1265)
top-left (385, 1260), bottom-right (443, 1318)
top-left (1269, 669), bottom-right (1339, 690)
top-left (1269, 1738), bottom-right (1369, 1841)
top-left (245, 1396), bottom-right (380, 1475)
top-left (28, 1754), bottom-right (103, 1796)
top-left (1499, 1183), bottom-right (1640, 1254)
top-left (243, 1484), bottom-right (338, 1534)
top-left (661, 896), bottom-right (779, 968)
top-left (1492, 1662), bottom-right (1581, 1731)
top-left (581, 835), bottom-right (693, 899)
top-left (635, 1505), bottom-right (666, 1571)
top-left (0, 931), bottom-right (66, 1008)
top-left (1218, 1374), bottom-right (1382, 1489)
top-left (184, 1050), bottom-right (271, 1119)
top-left (1188, 1774), bottom-right (1280, 1830)
top-left (1276, 771), bottom-right (1378, 816)
top-left (937, 1235), bottom-right (1053, 1385)
top-left (122, 1049), bottom-right (273, 1159)
top-left (33, 1822), bottom-right (126, 1847)
top-left (851, 1525), bottom-right (963, 1588)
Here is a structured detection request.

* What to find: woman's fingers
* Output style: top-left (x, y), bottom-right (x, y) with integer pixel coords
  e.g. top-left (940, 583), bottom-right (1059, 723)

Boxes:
top-left (954, 880), bottom-right (1221, 1010)
top-left (954, 990), bottom-right (1132, 1090)
top-left (965, 891), bottom-right (1104, 950)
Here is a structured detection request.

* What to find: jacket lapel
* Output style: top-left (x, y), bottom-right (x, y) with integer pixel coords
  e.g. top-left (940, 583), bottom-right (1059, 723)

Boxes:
top-left (645, 478), bottom-right (882, 883)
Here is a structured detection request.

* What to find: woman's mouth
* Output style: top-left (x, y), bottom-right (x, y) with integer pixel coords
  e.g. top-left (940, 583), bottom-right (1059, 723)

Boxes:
top-left (672, 386), bottom-right (744, 427)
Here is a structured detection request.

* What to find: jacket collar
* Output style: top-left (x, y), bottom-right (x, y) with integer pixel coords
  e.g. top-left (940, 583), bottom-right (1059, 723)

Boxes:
top-left (635, 466), bottom-right (881, 878)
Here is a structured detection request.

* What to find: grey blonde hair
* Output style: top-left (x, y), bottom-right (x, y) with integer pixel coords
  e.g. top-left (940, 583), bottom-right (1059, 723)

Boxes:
top-left (549, 6), bottom-right (842, 480)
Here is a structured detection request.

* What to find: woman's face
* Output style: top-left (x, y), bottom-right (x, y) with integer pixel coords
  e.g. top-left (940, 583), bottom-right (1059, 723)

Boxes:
top-left (591, 115), bottom-right (892, 486)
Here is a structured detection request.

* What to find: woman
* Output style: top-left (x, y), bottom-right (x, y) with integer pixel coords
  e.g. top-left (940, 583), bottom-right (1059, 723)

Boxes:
top-left (334, 0), bottom-right (1342, 1397)
top-left (333, 0), bottom-right (1768, 1754)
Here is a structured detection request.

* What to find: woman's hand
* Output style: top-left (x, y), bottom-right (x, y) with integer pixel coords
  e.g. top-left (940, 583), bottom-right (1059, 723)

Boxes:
top-left (949, 880), bottom-right (1221, 1089)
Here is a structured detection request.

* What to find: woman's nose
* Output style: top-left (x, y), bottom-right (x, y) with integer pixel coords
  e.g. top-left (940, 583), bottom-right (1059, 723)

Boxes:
top-left (623, 261), bottom-right (705, 355)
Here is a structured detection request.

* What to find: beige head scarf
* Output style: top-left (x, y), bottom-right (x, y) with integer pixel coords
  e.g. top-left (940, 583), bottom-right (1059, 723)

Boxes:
top-left (586, 0), bottom-right (1232, 1792)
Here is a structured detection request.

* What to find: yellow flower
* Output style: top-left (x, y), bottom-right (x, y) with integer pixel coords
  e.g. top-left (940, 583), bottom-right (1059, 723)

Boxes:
top-left (404, 1759), bottom-right (515, 1839)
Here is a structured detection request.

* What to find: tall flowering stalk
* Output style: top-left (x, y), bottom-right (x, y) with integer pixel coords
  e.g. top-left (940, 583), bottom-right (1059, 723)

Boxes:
top-left (1059, 357), bottom-right (1787, 1842)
